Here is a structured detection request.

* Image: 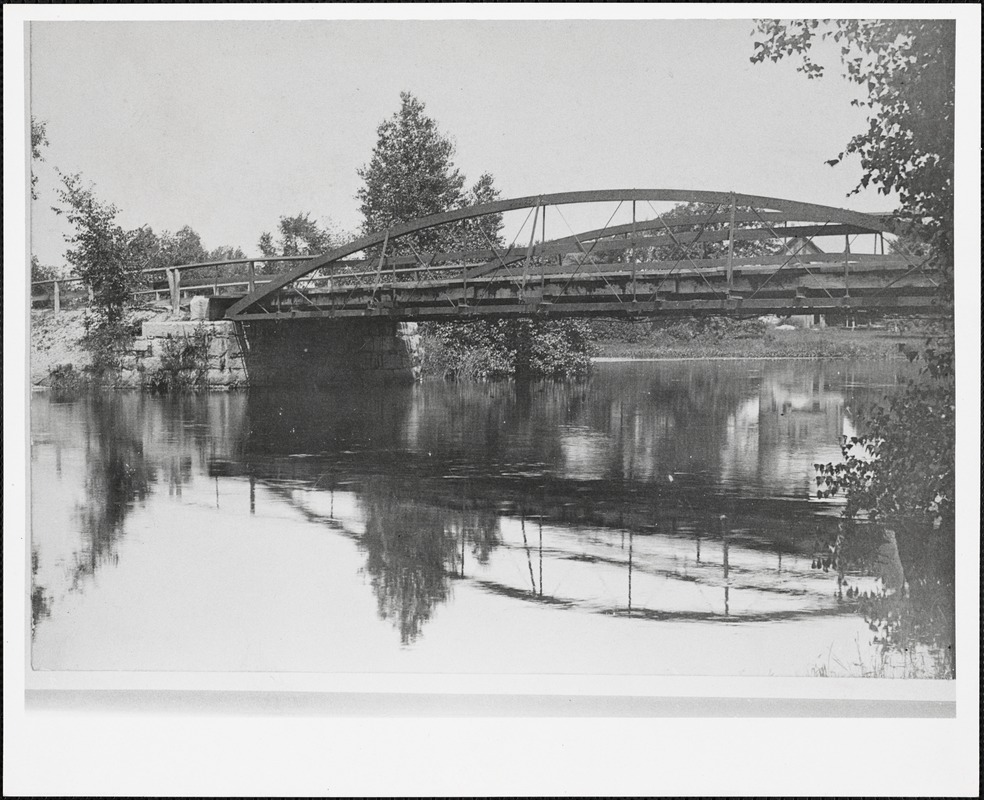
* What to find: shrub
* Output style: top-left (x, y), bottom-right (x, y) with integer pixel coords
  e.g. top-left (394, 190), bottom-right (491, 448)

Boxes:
top-left (419, 318), bottom-right (595, 380)
top-left (47, 363), bottom-right (88, 393)
top-left (144, 327), bottom-right (210, 393)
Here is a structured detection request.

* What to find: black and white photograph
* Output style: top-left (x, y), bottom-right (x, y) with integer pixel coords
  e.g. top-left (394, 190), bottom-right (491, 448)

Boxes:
top-left (5, 5), bottom-right (980, 797)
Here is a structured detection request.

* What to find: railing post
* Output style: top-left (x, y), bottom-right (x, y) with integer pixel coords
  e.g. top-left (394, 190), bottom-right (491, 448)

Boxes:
top-left (248, 261), bottom-right (256, 293)
top-left (541, 205), bottom-right (547, 291)
top-left (53, 280), bottom-right (60, 314)
top-left (726, 193), bottom-right (736, 294)
top-left (168, 268), bottom-right (181, 314)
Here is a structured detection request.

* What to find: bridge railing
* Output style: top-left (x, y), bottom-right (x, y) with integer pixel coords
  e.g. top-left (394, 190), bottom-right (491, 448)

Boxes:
top-left (30, 255), bottom-right (333, 314)
top-left (30, 253), bottom-right (507, 314)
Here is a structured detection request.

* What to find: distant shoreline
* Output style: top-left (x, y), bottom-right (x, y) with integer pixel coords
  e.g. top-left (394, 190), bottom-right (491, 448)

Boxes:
top-left (591, 355), bottom-right (897, 362)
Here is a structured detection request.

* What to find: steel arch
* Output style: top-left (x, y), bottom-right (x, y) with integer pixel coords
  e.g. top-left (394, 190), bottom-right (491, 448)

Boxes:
top-left (223, 189), bottom-right (898, 319)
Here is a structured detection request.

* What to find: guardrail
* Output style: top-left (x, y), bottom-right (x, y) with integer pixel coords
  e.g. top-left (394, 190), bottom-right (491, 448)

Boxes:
top-left (30, 253), bottom-right (492, 314)
top-left (30, 255), bottom-right (323, 314)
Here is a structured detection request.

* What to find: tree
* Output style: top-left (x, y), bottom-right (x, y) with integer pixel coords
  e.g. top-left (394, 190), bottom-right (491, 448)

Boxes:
top-left (357, 93), bottom-right (595, 380)
top-left (356, 92), bottom-right (466, 254)
top-left (54, 171), bottom-right (142, 371)
top-left (31, 117), bottom-right (48, 201)
top-left (258, 213), bottom-right (338, 257)
top-left (31, 255), bottom-right (57, 284)
top-left (645, 200), bottom-right (787, 261)
top-left (457, 172), bottom-right (504, 251)
top-left (751, 22), bottom-right (955, 525)
top-left (750, 20), bottom-right (955, 272)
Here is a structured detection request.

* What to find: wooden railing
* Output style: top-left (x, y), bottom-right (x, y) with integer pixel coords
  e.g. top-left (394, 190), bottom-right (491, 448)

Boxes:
top-left (30, 256), bottom-right (323, 314)
top-left (30, 253), bottom-right (490, 314)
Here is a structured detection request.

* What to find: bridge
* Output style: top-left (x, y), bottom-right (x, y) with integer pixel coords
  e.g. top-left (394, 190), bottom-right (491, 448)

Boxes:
top-left (30, 188), bottom-right (946, 387)
top-left (217, 189), bottom-right (942, 323)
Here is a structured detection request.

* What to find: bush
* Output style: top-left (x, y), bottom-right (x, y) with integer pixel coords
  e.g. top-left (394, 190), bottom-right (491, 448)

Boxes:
top-left (144, 327), bottom-right (210, 393)
top-left (586, 319), bottom-right (654, 343)
top-left (815, 344), bottom-right (954, 524)
top-left (509, 318), bottom-right (595, 378)
top-left (419, 318), bottom-right (595, 380)
top-left (78, 313), bottom-right (139, 378)
top-left (47, 363), bottom-right (88, 393)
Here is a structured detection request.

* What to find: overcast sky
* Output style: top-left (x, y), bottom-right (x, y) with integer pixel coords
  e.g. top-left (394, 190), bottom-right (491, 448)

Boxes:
top-left (28, 18), bottom-right (902, 266)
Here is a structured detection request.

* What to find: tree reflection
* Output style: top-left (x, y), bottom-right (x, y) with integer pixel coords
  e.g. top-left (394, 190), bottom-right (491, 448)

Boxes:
top-left (353, 475), bottom-right (504, 644)
top-left (71, 396), bottom-right (157, 589)
top-left (358, 477), bottom-right (459, 645)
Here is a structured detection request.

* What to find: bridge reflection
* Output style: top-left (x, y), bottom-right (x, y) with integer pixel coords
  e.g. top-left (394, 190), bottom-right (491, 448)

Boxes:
top-left (204, 362), bottom-right (910, 642)
top-left (31, 360), bottom-right (949, 667)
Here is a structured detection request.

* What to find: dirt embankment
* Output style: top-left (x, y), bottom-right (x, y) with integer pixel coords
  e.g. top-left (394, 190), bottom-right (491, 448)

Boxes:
top-left (30, 306), bottom-right (176, 386)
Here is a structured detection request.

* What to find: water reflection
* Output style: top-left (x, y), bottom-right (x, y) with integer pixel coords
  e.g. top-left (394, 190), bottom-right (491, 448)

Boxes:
top-left (72, 395), bottom-right (156, 589)
top-left (30, 359), bottom-right (953, 675)
top-left (359, 477), bottom-right (459, 645)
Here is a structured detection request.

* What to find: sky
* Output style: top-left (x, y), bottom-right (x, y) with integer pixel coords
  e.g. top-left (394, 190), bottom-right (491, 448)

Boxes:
top-left (26, 17), bottom-right (894, 268)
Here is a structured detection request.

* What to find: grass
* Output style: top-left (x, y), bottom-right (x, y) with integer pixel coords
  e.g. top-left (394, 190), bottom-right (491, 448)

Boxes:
top-left (810, 636), bottom-right (953, 679)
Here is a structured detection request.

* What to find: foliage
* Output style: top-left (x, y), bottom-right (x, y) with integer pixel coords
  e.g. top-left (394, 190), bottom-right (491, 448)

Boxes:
top-left (419, 320), bottom-right (514, 380)
top-left (46, 362), bottom-right (89, 393)
top-left (54, 172), bottom-right (143, 372)
top-left (420, 318), bottom-right (595, 380)
top-left (589, 316), bottom-right (767, 344)
top-left (752, 21), bottom-right (955, 530)
top-left (815, 346), bottom-right (954, 524)
top-left (456, 172), bottom-right (504, 251)
top-left (128, 224), bottom-right (209, 271)
top-left (258, 212), bottom-right (339, 257)
top-left (31, 255), bottom-right (58, 284)
top-left (31, 116), bottom-right (48, 201)
top-left (144, 328), bottom-right (210, 393)
top-left (357, 92), bottom-right (596, 381)
top-left (643, 200), bottom-right (786, 262)
top-left (509, 319), bottom-right (595, 378)
top-left (356, 91), bottom-right (466, 255)
top-left (129, 224), bottom-right (249, 289)
top-left (750, 20), bottom-right (955, 275)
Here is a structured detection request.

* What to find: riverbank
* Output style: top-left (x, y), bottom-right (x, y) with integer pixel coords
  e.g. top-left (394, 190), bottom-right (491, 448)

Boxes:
top-left (31, 308), bottom-right (920, 387)
top-left (591, 325), bottom-right (921, 360)
top-left (31, 306), bottom-right (176, 386)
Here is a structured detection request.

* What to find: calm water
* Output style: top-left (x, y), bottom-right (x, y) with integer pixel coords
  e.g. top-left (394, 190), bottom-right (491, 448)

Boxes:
top-left (29, 359), bottom-right (954, 677)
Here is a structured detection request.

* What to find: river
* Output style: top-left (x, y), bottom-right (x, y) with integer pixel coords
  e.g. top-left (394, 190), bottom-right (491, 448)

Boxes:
top-left (29, 359), bottom-right (954, 678)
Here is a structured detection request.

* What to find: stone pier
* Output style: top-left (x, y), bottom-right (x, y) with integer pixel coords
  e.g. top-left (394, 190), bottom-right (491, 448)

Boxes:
top-left (237, 318), bottom-right (421, 388)
top-left (123, 314), bottom-right (421, 389)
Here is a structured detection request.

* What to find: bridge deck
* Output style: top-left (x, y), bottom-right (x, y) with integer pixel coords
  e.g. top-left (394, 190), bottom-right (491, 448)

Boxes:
top-left (224, 255), bottom-right (940, 321)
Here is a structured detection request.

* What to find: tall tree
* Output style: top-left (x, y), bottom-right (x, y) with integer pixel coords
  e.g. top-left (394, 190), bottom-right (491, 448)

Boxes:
top-left (356, 91), bottom-right (466, 254)
top-left (356, 93), bottom-right (594, 380)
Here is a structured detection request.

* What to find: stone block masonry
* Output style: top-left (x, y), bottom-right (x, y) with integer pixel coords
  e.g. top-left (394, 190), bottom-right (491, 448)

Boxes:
top-left (238, 318), bottom-right (421, 388)
top-left (119, 318), bottom-right (421, 389)
top-left (121, 320), bottom-right (249, 389)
